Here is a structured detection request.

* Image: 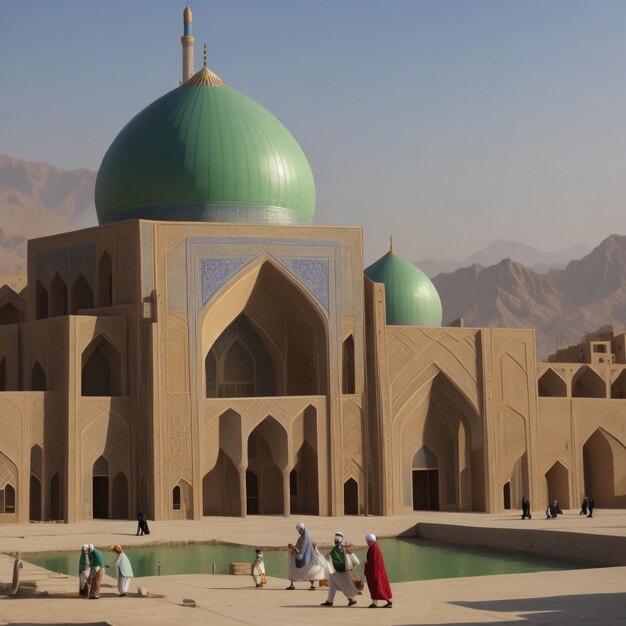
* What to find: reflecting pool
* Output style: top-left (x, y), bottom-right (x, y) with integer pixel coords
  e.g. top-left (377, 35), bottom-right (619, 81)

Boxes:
top-left (24, 537), bottom-right (586, 581)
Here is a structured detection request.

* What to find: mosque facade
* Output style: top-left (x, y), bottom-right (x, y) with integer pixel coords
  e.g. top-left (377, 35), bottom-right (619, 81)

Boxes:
top-left (1, 8), bottom-right (626, 524)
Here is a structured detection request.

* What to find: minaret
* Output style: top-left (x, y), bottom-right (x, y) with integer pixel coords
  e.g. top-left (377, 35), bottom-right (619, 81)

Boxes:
top-left (181, 5), bottom-right (195, 82)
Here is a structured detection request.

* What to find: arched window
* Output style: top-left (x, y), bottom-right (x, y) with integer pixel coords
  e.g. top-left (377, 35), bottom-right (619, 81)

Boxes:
top-left (172, 485), bottom-right (181, 510)
top-left (223, 340), bottom-right (255, 397)
top-left (71, 274), bottom-right (93, 314)
top-left (572, 367), bottom-right (606, 398)
top-left (538, 369), bottom-right (567, 397)
top-left (0, 302), bottom-right (20, 325)
top-left (36, 281), bottom-right (48, 320)
top-left (49, 273), bottom-right (67, 317)
top-left (81, 335), bottom-right (122, 396)
top-left (342, 335), bottom-right (355, 394)
top-left (98, 252), bottom-right (113, 307)
top-left (1, 483), bottom-right (16, 514)
top-left (31, 361), bottom-right (46, 391)
top-left (82, 348), bottom-right (111, 396)
top-left (205, 314), bottom-right (278, 399)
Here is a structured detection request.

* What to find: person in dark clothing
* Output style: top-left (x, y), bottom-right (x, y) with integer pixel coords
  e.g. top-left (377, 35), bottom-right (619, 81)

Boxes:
top-left (587, 497), bottom-right (595, 518)
top-left (136, 512), bottom-right (150, 536)
top-left (521, 496), bottom-right (531, 519)
top-left (579, 496), bottom-right (589, 515)
top-left (546, 500), bottom-right (562, 519)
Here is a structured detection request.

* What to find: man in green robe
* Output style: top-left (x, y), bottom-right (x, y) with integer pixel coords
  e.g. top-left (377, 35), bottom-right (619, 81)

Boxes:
top-left (320, 532), bottom-right (358, 607)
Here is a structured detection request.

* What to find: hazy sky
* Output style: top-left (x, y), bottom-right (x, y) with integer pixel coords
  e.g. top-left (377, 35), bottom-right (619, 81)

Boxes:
top-left (1, 0), bottom-right (625, 263)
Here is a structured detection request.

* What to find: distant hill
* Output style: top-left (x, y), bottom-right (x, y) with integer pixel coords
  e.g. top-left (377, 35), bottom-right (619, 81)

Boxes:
top-left (416, 240), bottom-right (590, 278)
top-left (433, 234), bottom-right (626, 359)
top-left (0, 154), bottom-right (97, 273)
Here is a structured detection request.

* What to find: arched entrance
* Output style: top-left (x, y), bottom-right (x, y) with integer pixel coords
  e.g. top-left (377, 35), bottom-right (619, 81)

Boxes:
top-left (202, 259), bottom-right (329, 401)
top-left (246, 417), bottom-right (287, 515)
top-left (343, 478), bottom-right (359, 515)
top-left (583, 428), bottom-right (626, 507)
top-left (503, 482), bottom-right (511, 510)
top-left (246, 470), bottom-right (259, 515)
top-left (401, 372), bottom-right (484, 513)
top-left (30, 475), bottom-right (42, 521)
top-left (412, 445), bottom-right (439, 511)
top-left (92, 455), bottom-right (109, 519)
top-left (545, 461), bottom-right (570, 508)
top-left (202, 410), bottom-right (243, 517)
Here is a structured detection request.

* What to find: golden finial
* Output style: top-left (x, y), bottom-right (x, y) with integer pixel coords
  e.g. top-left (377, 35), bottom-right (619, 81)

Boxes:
top-left (203, 44), bottom-right (207, 67)
top-left (389, 234), bottom-right (393, 252)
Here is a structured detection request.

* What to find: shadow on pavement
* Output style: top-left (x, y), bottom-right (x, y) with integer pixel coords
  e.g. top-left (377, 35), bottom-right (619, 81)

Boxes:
top-left (396, 591), bottom-right (626, 625)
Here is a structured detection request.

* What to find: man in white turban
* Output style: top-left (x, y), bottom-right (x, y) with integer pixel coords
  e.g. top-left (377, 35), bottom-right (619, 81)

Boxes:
top-left (78, 544), bottom-right (91, 596)
top-left (286, 522), bottom-right (326, 590)
top-left (320, 532), bottom-right (358, 607)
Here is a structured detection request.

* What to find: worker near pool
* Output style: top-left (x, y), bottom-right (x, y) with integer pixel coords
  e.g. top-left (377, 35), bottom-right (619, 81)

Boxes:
top-left (111, 545), bottom-right (134, 597)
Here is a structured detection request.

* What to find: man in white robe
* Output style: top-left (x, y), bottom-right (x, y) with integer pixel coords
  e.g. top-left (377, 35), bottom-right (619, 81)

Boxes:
top-left (320, 532), bottom-right (358, 607)
top-left (111, 545), bottom-right (134, 596)
top-left (287, 522), bottom-right (326, 590)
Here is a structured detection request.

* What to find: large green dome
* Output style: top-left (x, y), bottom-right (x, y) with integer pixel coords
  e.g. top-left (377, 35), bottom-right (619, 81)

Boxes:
top-left (95, 67), bottom-right (315, 225)
top-left (365, 249), bottom-right (443, 326)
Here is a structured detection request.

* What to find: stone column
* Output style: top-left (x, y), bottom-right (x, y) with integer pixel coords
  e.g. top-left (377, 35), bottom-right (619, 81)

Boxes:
top-left (239, 467), bottom-right (246, 517)
top-left (283, 469), bottom-right (291, 517)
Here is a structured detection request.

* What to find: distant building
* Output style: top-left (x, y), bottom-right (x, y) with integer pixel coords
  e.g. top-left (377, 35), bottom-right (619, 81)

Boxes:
top-left (1, 8), bottom-right (625, 524)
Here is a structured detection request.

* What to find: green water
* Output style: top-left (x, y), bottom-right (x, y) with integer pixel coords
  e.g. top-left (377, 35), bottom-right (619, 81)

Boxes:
top-left (23, 538), bottom-right (585, 582)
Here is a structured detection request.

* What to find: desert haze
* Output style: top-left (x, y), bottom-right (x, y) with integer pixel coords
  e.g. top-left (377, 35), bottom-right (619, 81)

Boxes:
top-left (0, 154), bottom-right (624, 359)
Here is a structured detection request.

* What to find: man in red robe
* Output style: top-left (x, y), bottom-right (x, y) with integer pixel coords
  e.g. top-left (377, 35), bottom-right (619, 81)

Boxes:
top-left (363, 533), bottom-right (392, 608)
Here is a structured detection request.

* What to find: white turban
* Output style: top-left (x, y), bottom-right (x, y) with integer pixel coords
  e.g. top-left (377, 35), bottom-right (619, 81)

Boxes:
top-left (365, 533), bottom-right (376, 543)
top-left (81, 544), bottom-right (89, 552)
top-left (296, 522), bottom-right (305, 531)
top-left (334, 532), bottom-right (344, 542)
top-left (88, 544), bottom-right (94, 552)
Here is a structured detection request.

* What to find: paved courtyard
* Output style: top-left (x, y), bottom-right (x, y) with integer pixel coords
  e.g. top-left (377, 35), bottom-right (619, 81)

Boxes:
top-left (2, 510), bottom-right (626, 625)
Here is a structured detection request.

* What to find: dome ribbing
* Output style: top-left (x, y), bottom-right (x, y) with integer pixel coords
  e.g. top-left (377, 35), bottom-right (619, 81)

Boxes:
top-left (95, 66), bottom-right (315, 225)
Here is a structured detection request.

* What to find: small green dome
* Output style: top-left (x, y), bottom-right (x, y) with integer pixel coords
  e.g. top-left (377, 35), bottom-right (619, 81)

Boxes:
top-left (365, 249), bottom-right (442, 326)
top-left (95, 67), bottom-right (315, 225)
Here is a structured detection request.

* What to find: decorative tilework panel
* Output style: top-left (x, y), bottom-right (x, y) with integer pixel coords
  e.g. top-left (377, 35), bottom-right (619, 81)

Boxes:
top-left (201, 258), bottom-right (251, 306)
top-left (279, 258), bottom-right (329, 310)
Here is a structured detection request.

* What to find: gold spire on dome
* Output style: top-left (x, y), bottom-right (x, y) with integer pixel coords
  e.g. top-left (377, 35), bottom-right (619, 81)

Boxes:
top-left (181, 43), bottom-right (227, 87)
top-left (389, 234), bottom-right (396, 255)
top-left (182, 65), bottom-right (227, 87)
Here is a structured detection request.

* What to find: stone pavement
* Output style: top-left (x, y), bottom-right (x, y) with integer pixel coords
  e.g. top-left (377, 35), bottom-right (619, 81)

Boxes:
top-left (2, 510), bottom-right (626, 625)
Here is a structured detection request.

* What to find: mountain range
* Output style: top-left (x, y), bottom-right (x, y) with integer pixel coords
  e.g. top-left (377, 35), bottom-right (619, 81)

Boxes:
top-left (416, 240), bottom-right (591, 277)
top-left (0, 154), bottom-right (624, 360)
top-left (432, 234), bottom-right (626, 359)
top-left (0, 154), bottom-right (97, 273)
